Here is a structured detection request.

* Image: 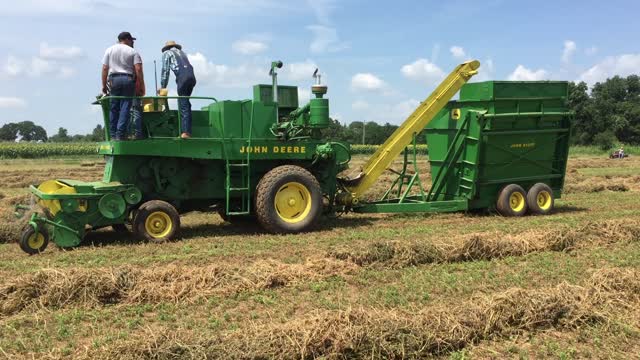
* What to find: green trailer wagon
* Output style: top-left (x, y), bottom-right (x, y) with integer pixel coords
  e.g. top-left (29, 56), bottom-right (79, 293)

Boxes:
top-left (355, 81), bottom-right (572, 216)
top-left (16, 60), bottom-right (573, 255)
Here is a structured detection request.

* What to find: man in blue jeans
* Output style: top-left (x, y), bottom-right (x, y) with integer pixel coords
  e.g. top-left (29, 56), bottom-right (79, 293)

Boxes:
top-left (101, 31), bottom-right (145, 140)
top-left (159, 40), bottom-right (197, 139)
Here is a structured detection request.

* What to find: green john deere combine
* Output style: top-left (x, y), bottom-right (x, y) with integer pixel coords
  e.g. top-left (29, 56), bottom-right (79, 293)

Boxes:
top-left (17, 60), bottom-right (572, 255)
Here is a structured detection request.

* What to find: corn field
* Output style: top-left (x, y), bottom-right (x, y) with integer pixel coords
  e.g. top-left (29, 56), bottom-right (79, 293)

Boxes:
top-left (0, 142), bottom-right (98, 159)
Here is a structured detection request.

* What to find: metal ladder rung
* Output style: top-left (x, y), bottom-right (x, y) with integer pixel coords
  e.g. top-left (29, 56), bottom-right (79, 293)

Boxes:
top-left (228, 211), bottom-right (250, 216)
top-left (228, 163), bottom-right (249, 167)
top-left (229, 187), bottom-right (249, 191)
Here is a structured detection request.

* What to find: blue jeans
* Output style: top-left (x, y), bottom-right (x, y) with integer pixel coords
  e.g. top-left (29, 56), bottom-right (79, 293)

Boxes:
top-left (130, 99), bottom-right (143, 138)
top-left (108, 74), bottom-right (135, 140)
top-left (177, 78), bottom-right (196, 135)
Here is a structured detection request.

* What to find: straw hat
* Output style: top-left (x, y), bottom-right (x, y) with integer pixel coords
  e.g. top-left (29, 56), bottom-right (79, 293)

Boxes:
top-left (162, 40), bottom-right (182, 52)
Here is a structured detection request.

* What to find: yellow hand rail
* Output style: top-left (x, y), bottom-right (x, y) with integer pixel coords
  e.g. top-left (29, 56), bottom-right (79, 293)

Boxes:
top-left (345, 60), bottom-right (480, 201)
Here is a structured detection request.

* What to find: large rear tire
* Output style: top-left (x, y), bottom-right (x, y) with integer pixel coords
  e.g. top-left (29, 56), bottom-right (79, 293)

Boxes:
top-left (496, 184), bottom-right (528, 217)
top-left (255, 165), bottom-right (323, 233)
top-left (19, 226), bottom-right (49, 255)
top-left (133, 200), bottom-right (180, 242)
top-left (527, 183), bottom-right (554, 215)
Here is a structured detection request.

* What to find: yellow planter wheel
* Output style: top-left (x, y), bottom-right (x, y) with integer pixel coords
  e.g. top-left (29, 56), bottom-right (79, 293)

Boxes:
top-left (133, 200), bottom-right (180, 242)
top-left (256, 165), bottom-right (323, 233)
top-left (496, 184), bottom-right (528, 217)
top-left (19, 226), bottom-right (49, 255)
top-left (527, 183), bottom-right (555, 215)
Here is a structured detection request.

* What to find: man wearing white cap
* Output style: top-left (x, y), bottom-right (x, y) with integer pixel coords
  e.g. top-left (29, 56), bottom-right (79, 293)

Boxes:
top-left (101, 31), bottom-right (145, 140)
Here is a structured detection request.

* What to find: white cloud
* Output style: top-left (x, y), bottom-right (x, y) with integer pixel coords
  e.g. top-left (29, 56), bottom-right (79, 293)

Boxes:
top-left (401, 58), bottom-right (446, 85)
top-left (450, 46), bottom-right (466, 59)
top-left (307, 0), bottom-right (335, 24)
top-left (579, 54), bottom-right (640, 85)
top-left (585, 46), bottom-right (598, 56)
top-left (351, 73), bottom-right (385, 91)
top-left (561, 40), bottom-right (577, 64)
top-left (0, 97), bottom-right (27, 108)
top-left (507, 65), bottom-right (549, 81)
top-left (351, 100), bottom-right (369, 110)
top-left (307, 25), bottom-right (349, 54)
top-left (392, 99), bottom-right (420, 119)
top-left (187, 52), bottom-right (264, 88)
top-left (39, 42), bottom-right (83, 60)
top-left (59, 67), bottom-right (76, 78)
top-left (3, 56), bottom-right (24, 76)
top-left (472, 58), bottom-right (494, 82)
top-left (282, 60), bottom-right (317, 81)
top-left (28, 57), bottom-right (55, 77)
top-left (232, 40), bottom-right (268, 55)
top-left (350, 98), bottom-right (421, 125)
top-left (298, 88), bottom-right (311, 104)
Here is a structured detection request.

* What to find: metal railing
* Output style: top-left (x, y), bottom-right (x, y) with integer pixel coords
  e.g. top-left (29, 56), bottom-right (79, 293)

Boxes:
top-left (97, 95), bottom-right (219, 140)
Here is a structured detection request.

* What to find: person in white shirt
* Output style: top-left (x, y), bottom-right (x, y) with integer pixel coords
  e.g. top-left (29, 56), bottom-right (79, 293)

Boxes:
top-left (101, 32), bottom-right (145, 140)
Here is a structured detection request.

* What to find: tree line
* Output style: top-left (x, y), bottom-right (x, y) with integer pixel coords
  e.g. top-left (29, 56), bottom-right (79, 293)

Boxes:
top-left (1, 75), bottom-right (638, 147)
top-left (0, 122), bottom-right (105, 142)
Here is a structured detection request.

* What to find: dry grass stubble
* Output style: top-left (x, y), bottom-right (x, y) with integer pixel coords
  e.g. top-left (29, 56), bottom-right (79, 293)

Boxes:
top-left (84, 268), bottom-right (639, 359)
top-left (0, 259), bottom-right (357, 316)
top-left (331, 219), bottom-right (640, 268)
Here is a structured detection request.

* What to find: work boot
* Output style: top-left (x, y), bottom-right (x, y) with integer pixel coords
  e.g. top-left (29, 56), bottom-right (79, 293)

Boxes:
top-left (180, 132), bottom-right (191, 139)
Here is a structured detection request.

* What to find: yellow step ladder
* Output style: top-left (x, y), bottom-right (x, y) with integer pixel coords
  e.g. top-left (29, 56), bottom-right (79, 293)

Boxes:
top-left (344, 60), bottom-right (480, 202)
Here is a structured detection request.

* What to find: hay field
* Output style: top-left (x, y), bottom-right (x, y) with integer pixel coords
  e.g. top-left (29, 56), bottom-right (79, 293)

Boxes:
top-left (0, 154), bottom-right (639, 359)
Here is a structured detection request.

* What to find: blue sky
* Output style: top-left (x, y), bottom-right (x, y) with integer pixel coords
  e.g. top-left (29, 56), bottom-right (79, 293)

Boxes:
top-left (0, 0), bottom-right (639, 135)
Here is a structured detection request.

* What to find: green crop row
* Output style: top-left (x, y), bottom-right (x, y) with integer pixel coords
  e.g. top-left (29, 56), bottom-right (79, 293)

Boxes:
top-left (0, 142), bottom-right (98, 159)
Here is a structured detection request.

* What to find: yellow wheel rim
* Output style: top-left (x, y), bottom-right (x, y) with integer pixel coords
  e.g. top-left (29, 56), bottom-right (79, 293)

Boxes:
top-left (509, 192), bottom-right (525, 212)
top-left (144, 211), bottom-right (173, 238)
top-left (274, 182), bottom-right (312, 224)
top-left (27, 232), bottom-right (45, 250)
top-left (537, 190), bottom-right (552, 210)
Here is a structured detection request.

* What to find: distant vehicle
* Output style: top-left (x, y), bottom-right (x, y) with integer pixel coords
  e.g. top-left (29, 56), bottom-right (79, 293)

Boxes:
top-left (609, 150), bottom-right (628, 159)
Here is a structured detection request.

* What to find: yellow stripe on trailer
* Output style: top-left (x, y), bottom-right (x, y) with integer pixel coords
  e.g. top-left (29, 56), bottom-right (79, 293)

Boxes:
top-left (345, 60), bottom-right (480, 201)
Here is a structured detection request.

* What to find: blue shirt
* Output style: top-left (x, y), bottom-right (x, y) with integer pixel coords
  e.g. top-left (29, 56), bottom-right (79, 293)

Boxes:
top-left (160, 48), bottom-right (182, 88)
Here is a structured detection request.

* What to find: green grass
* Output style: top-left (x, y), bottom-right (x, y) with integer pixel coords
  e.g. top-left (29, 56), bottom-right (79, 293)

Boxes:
top-left (0, 154), bottom-right (639, 358)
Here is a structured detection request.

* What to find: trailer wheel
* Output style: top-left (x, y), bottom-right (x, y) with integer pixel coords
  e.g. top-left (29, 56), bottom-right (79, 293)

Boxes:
top-left (496, 184), bottom-right (528, 217)
top-left (19, 226), bottom-right (49, 255)
top-left (527, 183), bottom-right (554, 215)
top-left (255, 165), bottom-right (323, 233)
top-left (133, 200), bottom-right (180, 242)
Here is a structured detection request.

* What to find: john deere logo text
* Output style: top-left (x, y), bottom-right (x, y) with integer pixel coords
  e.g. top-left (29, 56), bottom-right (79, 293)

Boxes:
top-left (510, 142), bottom-right (535, 149)
top-left (240, 146), bottom-right (306, 154)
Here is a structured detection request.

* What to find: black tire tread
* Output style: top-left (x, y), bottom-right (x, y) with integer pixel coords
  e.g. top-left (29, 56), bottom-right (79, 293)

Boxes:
top-left (19, 226), bottom-right (49, 255)
top-left (496, 184), bottom-right (528, 217)
top-left (133, 200), bottom-right (180, 242)
top-left (255, 165), bottom-right (322, 233)
top-left (527, 183), bottom-right (554, 215)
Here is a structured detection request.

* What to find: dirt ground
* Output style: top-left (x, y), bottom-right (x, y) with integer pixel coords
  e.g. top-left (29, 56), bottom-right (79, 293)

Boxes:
top-left (0, 154), bottom-right (639, 359)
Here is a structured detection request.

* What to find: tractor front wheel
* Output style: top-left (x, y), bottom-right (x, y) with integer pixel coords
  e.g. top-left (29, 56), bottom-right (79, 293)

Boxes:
top-left (133, 200), bottom-right (180, 242)
top-left (496, 184), bottom-right (528, 217)
top-left (527, 183), bottom-right (554, 215)
top-left (19, 226), bottom-right (49, 255)
top-left (255, 165), bottom-right (323, 233)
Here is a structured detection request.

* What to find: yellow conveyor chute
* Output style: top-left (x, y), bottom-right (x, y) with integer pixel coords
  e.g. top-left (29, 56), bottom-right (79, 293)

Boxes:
top-left (345, 60), bottom-right (480, 201)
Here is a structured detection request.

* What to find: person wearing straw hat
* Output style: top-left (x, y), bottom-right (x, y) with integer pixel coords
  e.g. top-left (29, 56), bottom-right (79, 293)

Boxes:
top-left (159, 40), bottom-right (197, 139)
